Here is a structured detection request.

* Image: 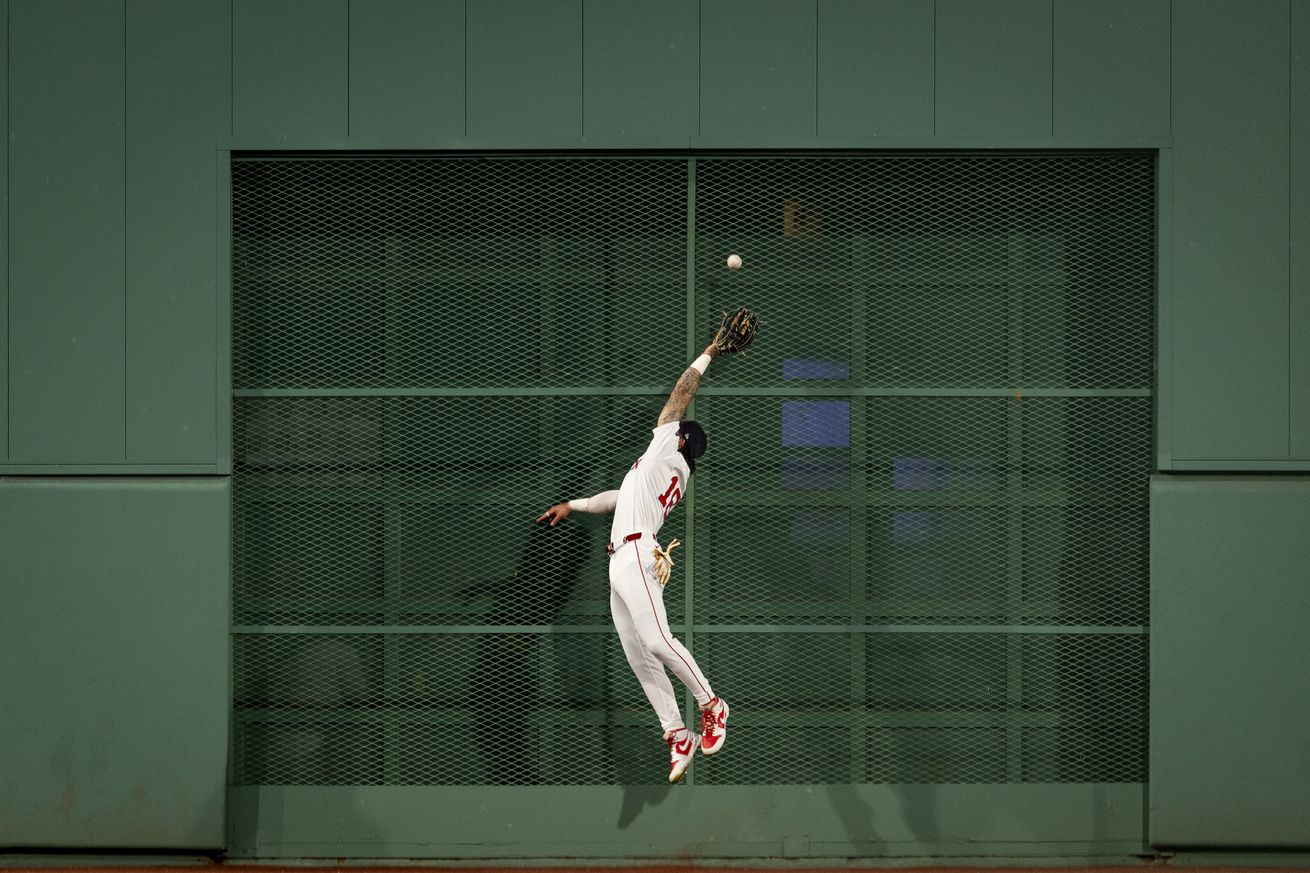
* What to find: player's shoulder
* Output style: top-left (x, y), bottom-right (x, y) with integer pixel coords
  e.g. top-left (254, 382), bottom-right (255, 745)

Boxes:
top-left (644, 420), bottom-right (682, 458)
top-left (649, 420), bottom-right (681, 445)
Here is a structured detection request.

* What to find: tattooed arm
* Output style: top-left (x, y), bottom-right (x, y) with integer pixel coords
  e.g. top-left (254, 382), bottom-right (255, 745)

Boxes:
top-left (658, 341), bottom-right (718, 426)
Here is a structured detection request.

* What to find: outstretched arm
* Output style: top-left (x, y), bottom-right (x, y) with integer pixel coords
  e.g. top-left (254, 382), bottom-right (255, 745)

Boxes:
top-left (536, 489), bottom-right (620, 525)
top-left (656, 308), bottom-right (759, 426)
top-left (658, 342), bottom-right (717, 426)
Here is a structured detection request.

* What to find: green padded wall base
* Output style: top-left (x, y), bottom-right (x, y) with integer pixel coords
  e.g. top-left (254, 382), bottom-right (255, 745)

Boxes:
top-left (229, 783), bottom-right (1146, 860)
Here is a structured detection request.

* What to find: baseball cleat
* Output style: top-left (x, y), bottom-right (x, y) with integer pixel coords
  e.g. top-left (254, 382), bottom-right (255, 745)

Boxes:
top-left (666, 729), bottom-right (699, 783)
top-left (699, 697), bottom-right (729, 755)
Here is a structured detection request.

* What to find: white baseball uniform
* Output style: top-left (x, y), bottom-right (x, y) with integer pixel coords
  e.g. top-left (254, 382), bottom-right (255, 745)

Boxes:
top-left (592, 421), bottom-right (715, 734)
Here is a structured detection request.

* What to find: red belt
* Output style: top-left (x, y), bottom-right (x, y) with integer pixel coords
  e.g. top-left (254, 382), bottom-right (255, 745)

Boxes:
top-left (605, 532), bottom-right (643, 556)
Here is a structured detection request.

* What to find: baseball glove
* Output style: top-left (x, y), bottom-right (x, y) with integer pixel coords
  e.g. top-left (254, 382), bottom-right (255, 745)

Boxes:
top-left (710, 307), bottom-right (759, 354)
top-left (652, 538), bottom-right (681, 587)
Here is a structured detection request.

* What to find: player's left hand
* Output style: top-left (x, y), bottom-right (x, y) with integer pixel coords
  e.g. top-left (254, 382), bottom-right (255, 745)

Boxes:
top-left (536, 503), bottom-right (572, 526)
top-left (709, 307), bottom-right (759, 355)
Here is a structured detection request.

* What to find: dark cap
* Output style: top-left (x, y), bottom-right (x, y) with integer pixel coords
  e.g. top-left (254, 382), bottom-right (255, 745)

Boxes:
top-left (677, 420), bottom-right (707, 460)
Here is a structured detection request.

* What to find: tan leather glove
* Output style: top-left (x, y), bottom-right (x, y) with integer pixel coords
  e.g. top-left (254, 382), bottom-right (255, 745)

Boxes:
top-left (651, 538), bottom-right (681, 587)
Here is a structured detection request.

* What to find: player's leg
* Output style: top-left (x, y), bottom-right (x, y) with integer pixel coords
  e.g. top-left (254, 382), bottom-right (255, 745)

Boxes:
top-left (611, 542), bottom-right (715, 706)
top-left (609, 583), bottom-right (684, 733)
top-left (610, 569), bottom-right (699, 782)
top-left (614, 541), bottom-right (732, 755)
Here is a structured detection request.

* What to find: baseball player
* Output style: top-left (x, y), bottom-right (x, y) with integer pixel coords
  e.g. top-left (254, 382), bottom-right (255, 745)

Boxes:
top-left (536, 309), bottom-right (757, 783)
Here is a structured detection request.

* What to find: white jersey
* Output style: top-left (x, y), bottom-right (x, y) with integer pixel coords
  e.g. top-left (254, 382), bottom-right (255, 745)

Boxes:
top-left (610, 422), bottom-right (689, 542)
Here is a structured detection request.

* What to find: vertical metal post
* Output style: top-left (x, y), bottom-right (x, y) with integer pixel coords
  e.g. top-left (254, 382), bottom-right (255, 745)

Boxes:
top-left (849, 232), bottom-right (870, 782)
top-left (1005, 234), bottom-right (1029, 780)
top-left (683, 157), bottom-right (700, 778)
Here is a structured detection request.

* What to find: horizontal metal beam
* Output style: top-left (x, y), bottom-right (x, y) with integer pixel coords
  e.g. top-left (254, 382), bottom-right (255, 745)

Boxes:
top-left (234, 624), bottom-right (1148, 635)
top-left (235, 386), bottom-right (1152, 398)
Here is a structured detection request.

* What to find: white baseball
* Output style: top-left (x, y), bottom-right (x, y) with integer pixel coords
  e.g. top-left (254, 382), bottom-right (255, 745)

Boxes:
top-left (726, 253), bottom-right (742, 269)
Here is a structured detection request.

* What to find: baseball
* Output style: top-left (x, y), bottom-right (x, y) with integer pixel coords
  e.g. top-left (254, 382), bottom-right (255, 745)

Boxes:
top-left (726, 253), bottom-right (742, 269)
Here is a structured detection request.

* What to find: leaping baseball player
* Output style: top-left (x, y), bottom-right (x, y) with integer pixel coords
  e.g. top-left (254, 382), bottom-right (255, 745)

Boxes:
top-left (536, 308), bottom-right (758, 783)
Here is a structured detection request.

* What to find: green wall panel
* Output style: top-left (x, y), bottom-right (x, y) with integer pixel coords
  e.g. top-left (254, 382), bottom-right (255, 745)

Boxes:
top-left (229, 784), bottom-right (1145, 859)
top-left (8, 0), bottom-right (126, 463)
top-left (583, 0), bottom-right (698, 137)
top-left (1053, 0), bottom-right (1169, 136)
top-left (0, 0), bottom-right (7, 463)
top-left (0, 477), bottom-right (230, 849)
top-left (1171, 0), bottom-right (1290, 462)
top-left (935, 0), bottom-right (1052, 135)
top-left (1150, 475), bottom-right (1310, 847)
top-left (349, 0), bottom-right (464, 138)
top-left (127, 0), bottom-right (229, 464)
top-left (1293, 0), bottom-right (1310, 458)
top-left (701, 0), bottom-right (817, 137)
top-left (0, 0), bottom-right (1306, 860)
top-left (233, 0), bottom-right (348, 139)
top-left (817, 0), bottom-right (933, 136)
top-left (467, 0), bottom-right (581, 137)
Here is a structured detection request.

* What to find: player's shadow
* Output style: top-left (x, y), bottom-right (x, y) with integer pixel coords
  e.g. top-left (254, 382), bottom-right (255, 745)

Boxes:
top-left (612, 726), bottom-right (673, 828)
top-left (823, 781), bottom-right (941, 852)
top-left (464, 511), bottom-right (591, 785)
top-left (461, 490), bottom-right (673, 825)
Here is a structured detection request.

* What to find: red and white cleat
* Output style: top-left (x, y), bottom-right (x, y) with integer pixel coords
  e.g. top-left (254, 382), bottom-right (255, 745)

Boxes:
top-left (699, 697), bottom-right (729, 755)
top-left (666, 728), bottom-right (700, 783)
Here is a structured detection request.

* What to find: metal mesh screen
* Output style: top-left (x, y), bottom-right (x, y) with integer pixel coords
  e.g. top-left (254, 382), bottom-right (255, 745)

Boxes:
top-left (232, 153), bottom-right (1153, 787)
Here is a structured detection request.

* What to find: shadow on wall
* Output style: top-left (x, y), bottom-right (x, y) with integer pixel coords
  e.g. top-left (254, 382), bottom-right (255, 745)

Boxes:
top-left (465, 485), bottom-right (592, 787)
top-left (462, 479), bottom-right (674, 827)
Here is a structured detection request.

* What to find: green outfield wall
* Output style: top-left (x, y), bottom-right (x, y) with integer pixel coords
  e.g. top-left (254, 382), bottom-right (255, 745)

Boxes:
top-left (1, 0), bottom-right (1309, 860)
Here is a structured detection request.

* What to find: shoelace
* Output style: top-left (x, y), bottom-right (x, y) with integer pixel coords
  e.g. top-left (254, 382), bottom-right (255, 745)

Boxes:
top-left (700, 702), bottom-right (719, 741)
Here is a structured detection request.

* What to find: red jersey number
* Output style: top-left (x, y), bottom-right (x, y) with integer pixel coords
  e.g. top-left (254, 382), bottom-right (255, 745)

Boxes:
top-left (657, 476), bottom-right (682, 519)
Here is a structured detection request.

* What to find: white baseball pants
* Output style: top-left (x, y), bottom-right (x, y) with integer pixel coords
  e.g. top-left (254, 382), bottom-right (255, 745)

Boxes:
top-left (608, 533), bottom-right (714, 733)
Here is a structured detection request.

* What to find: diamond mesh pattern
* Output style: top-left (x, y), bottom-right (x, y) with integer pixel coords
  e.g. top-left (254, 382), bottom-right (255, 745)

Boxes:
top-left (232, 393), bottom-right (685, 627)
top-left (232, 153), bottom-right (1153, 787)
top-left (695, 155), bottom-right (1154, 389)
top-left (232, 632), bottom-right (671, 785)
top-left (233, 158), bottom-right (686, 390)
